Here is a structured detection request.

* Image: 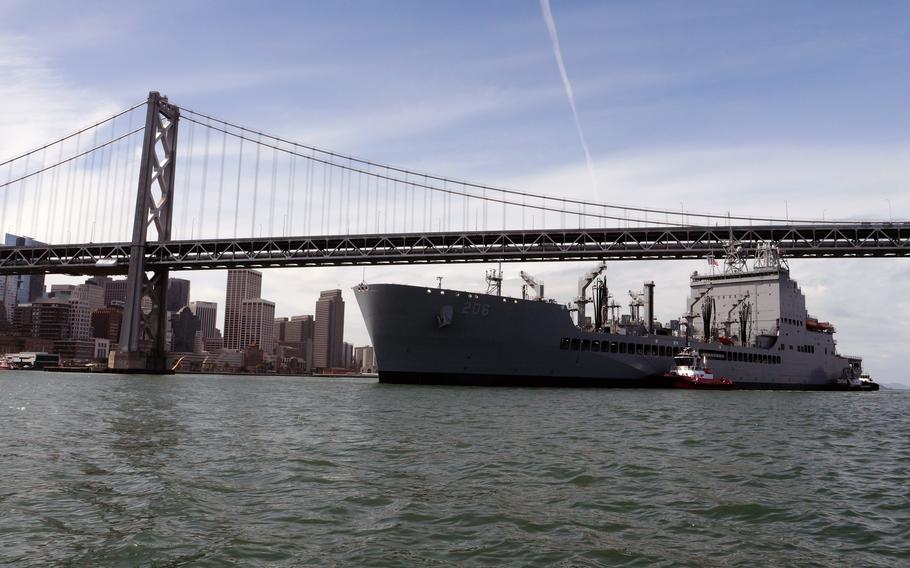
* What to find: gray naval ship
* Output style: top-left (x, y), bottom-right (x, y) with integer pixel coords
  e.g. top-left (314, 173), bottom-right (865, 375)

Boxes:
top-left (355, 242), bottom-right (875, 390)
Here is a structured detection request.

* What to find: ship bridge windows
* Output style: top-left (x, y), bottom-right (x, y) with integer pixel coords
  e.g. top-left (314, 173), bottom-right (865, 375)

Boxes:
top-left (571, 338), bottom-right (580, 351)
top-left (581, 339), bottom-right (591, 352)
top-left (592, 340), bottom-right (601, 351)
top-left (619, 343), bottom-right (628, 354)
top-left (560, 338), bottom-right (570, 350)
top-left (610, 342), bottom-right (618, 353)
top-left (636, 344), bottom-right (644, 355)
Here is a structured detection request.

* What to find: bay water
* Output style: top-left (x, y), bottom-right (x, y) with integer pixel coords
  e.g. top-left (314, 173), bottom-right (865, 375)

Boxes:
top-left (1, 372), bottom-right (908, 567)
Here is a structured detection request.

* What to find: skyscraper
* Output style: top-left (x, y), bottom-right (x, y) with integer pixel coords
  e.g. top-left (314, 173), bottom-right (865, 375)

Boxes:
top-left (314, 289), bottom-right (344, 369)
top-left (275, 314), bottom-right (314, 369)
top-left (224, 269), bottom-right (262, 350)
top-left (239, 299), bottom-right (276, 353)
top-left (104, 279), bottom-right (128, 307)
top-left (189, 301), bottom-right (218, 338)
top-left (171, 307), bottom-right (201, 353)
top-left (166, 278), bottom-right (191, 312)
top-left (1, 234), bottom-right (46, 320)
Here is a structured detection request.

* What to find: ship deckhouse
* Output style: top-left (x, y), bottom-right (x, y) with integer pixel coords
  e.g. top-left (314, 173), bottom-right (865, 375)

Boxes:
top-left (686, 242), bottom-right (837, 357)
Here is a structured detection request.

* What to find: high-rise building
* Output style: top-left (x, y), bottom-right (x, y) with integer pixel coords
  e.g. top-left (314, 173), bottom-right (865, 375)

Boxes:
top-left (274, 317), bottom-right (289, 345)
top-left (239, 298), bottom-right (275, 353)
top-left (171, 307), bottom-right (201, 353)
top-left (274, 314), bottom-right (314, 370)
top-left (1, 234), bottom-right (46, 321)
top-left (314, 289), bottom-right (344, 369)
top-left (91, 307), bottom-right (123, 343)
top-left (189, 301), bottom-right (218, 338)
top-left (104, 279), bottom-right (128, 307)
top-left (167, 278), bottom-right (191, 312)
top-left (67, 282), bottom-right (105, 340)
top-left (29, 299), bottom-right (72, 340)
top-left (354, 345), bottom-right (376, 373)
top-left (342, 342), bottom-right (354, 369)
top-left (224, 269), bottom-right (262, 350)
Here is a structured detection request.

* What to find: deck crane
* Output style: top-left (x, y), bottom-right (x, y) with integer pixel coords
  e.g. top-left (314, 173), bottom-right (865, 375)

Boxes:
top-left (575, 262), bottom-right (607, 328)
top-left (519, 271), bottom-right (545, 301)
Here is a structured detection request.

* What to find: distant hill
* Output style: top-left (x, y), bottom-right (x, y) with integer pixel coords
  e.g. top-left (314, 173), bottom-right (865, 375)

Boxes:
top-left (881, 382), bottom-right (910, 390)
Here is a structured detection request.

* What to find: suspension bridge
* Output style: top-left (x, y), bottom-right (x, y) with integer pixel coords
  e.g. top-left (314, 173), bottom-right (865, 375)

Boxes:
top-left (1, 92), bottom-right (907, 372)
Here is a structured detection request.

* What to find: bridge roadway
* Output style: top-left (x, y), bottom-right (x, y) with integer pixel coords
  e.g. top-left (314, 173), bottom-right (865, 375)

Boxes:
top-left (0, 223), bottom-right (908, 276)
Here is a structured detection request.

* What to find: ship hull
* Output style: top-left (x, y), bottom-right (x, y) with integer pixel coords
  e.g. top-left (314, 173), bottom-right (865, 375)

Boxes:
top-left (355, 283), bottom-right (857, 390)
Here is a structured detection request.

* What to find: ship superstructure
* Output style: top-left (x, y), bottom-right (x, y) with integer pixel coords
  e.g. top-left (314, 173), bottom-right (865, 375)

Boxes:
top-left (355, 241), bottom-right (873, 390)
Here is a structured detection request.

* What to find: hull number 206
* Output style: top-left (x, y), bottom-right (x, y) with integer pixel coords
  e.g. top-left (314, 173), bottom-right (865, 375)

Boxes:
top-left (461, 301), bottom-right (490, 316)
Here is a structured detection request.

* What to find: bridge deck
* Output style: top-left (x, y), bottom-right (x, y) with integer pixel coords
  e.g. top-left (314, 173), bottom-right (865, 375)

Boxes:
top-left (1, 224), bottom-right (908, 275)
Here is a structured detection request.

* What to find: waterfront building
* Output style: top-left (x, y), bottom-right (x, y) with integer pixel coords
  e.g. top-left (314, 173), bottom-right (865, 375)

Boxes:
top-left (275, 314), bottom-right (314, 371)
top-left (224, 269), bottom-right (262, 350)
top-left (171, 307), bottom-right (201, 353)
top-left (167, 278), bottom-right (191, 312)
top-left (240, 298), bottom-right (276, 353)
top-left (314, 289), bottom-right (344, 369)
top-left (189, 301), bottom-right (218, 338)
top-left (91, 306), bottom-right (123, 343)
top-left (104, 279), bottom-right (128, 307)
top-left (274, 317), bottom-right (289, 347)
top-left (1, 234), bottom-right (46, 321)
top-left (203, 332), bottom-right (224, 353)
top-left (354, 345), bottom-right (376, 373)
top-left (342, 342), bottom-right (354, 369)
top-left (30, 300), bottom-right (73, 341)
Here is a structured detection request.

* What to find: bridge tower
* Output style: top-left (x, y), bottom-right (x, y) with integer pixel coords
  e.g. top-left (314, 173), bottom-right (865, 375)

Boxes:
top-left (108, 92), bottom-right (180, 373)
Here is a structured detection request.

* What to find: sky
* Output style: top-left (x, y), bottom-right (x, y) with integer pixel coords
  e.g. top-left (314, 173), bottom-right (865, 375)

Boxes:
top-left (1, 0), bottom-right (909, 383)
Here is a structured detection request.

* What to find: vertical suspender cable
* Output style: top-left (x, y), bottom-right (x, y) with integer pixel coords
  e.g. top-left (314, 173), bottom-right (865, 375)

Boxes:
top-left (269, 145), bottom-right (278, 236)
top-left (287, 154), bottom-right (295, 237)
top-left (16, 153), bottom-right (30, 236)
top-left (47, 141), bottom-right (64, 242)
top-left (250, 134), bottom-right (262, 237)
top-left (324, 163), bottom-right (331, 234)
top-left (356, 170), bottom-right (362, 235)
top-left (180, 121), bottom-right (195, 239)
top-left (215, 128), bottom-right (227, 239)
top-left (0, 161), bottom-right (11, 236)
top-left (233, 131), bottom-right (245, 238)
top-left (345, 159), bottom-right (353, 234)
top-left (198, 121), bottom-right (212, 239)
top-left (31, 148), bottom-right (47, 238)
top-left (101, 120), bottom-right (116, 241)
top-left (62, 133), bottom-right (80, 242)
top-left (305, 152), bottom-right (313, 235)
top-left (85, 127), bottom-right (100, 241)
top-left (115, 111), bottom-right (134, 242)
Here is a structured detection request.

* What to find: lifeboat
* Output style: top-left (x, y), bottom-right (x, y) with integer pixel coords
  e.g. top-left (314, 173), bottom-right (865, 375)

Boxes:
top-left (661, 347), bottom-right (733, 389)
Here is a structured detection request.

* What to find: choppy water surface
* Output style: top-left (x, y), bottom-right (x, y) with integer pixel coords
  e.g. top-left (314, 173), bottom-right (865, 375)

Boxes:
top-left (1, 372), bottom-right (908, 567)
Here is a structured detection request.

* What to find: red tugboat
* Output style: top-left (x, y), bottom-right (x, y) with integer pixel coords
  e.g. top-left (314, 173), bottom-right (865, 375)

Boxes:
top-left (662, 347), bottom-right (733, 389)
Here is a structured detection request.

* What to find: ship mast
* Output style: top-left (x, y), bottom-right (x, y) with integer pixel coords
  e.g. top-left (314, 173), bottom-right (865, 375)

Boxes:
top-left (485, 264), bottom-right (503, 296)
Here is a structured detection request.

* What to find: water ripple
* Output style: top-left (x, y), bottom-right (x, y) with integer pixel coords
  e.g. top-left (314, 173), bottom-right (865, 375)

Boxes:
top-left (0, 373), bottom-right (908, 567)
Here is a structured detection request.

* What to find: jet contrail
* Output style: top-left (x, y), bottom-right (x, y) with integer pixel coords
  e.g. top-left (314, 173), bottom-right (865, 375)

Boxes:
top-left (540, 0), bottom-right (599, 196)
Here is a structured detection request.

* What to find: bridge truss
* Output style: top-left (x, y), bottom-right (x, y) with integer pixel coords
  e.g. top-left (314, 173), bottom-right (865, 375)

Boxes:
top-left (1, 223), bottom-right (908, 276)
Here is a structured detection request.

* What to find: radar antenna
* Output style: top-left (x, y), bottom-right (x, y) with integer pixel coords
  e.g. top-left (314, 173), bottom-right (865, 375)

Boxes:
top-left (753, 242), bottom-right (789, 271)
